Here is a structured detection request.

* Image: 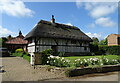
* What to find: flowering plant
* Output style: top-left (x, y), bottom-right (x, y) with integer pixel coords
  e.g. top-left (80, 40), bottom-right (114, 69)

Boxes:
top-left (47, 55), bottom-right (70, 67)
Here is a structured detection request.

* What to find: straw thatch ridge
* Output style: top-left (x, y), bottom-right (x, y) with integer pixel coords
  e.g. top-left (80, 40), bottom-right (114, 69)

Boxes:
top-left (24, 20), bottom-right (92, 41)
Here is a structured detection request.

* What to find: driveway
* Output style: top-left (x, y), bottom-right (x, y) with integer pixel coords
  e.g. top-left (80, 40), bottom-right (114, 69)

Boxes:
top-left (1, 57), bottom-right (65, 81)
top-left (0, 57), bottom-right (119, 81)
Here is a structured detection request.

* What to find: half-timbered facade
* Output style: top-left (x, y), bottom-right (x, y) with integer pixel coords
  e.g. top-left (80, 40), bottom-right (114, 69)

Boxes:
top-left (25, 16), bottom-right (92, 56)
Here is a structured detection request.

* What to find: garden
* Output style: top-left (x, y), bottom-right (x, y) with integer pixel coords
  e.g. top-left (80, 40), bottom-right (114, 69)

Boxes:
top-left (12, 48), bottom-right (120, 68)
top-left (12, 47), bottom-right (120, 77)
top-left (39, 49), bottom-right (120, 68)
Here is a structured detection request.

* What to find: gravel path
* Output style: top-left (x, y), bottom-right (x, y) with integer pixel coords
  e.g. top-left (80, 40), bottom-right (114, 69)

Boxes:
top-left (1, 57), bottom-right (65, 81)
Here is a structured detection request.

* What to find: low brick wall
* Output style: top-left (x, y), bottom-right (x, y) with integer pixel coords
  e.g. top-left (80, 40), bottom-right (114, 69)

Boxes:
top-left (67, 65), bottom-right (120, 77)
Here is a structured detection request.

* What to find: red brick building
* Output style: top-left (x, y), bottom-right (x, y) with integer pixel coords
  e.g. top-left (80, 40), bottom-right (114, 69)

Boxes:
top-left (6, 31), bottom-right (28, 52)
top-left (107, 34), bottom-right (120, 46)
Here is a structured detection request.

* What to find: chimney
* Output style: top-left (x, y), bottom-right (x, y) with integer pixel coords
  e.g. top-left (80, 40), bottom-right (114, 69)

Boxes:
top-left (51, 15), bottom-right (55, 23)
top-left (8, 35), bottom-right (12, 40)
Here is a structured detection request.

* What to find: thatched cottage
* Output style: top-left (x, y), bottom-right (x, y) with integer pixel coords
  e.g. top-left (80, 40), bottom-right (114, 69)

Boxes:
top-left (24, 15), bottom-right (92, 56)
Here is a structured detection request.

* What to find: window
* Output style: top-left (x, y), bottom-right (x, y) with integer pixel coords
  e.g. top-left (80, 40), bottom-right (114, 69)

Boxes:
top-left (84, 47), bottom-right (87, 51)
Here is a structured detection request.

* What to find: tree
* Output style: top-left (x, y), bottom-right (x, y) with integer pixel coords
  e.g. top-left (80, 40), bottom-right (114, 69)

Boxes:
top-left (91, 37), bottom-right (99, 45)
top-left (0, 37), bottom-right (8, 47)
top-left (99, 38), bottom-right (108, 45)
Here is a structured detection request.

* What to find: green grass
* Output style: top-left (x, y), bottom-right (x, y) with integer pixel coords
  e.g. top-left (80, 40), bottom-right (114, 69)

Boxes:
top-left (64, 55), bottom-right (119, 63)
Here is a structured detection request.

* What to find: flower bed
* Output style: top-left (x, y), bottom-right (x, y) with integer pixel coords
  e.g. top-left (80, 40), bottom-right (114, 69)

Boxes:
top-left (47, 55), bottom-right (120, 68)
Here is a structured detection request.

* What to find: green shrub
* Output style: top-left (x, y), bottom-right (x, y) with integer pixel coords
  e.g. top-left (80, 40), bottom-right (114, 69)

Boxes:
top-left (15, 48), bottom-right (24, 53)
top-left (12, 52), bottom-right (23, 57)
top-left (98, 45), bottom-right (120, 55)
top-left (41, 49), bottom-right (53, 65)
top-left (101, 56), bottom-right (119, 65)
top-left (23, 54), bottom-right (30, 62)
top-left (58, 52), bottom-right (65, 57)
top-left (12, 51), bottom-right (30, 62)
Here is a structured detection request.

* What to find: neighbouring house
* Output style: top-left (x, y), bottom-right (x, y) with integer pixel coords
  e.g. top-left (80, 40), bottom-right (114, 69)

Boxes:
top-left (5, 31), bottom-right (28, 52)
top-left (24, 15), bottom-right (92, 57)
top-left (107, 34), bottom-right (120, 46)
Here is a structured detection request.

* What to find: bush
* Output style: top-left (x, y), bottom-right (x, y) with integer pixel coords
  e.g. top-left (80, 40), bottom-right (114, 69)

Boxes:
top-left (41, 49), bottom-right (53, 65)
top-left (90, 44), bottom-right (99, 53)
top-left (74, 59), bottom-right (89, 67)
top-left (15, 48), bottom-right (24, 53)
top-left (12, 50), bottom-right (30, 62)
top-left (23, 54), bottom-right (30, 62)
top-left (101, 56), bottom-right (119, 65)
top-left (98, 45), bottom-right (120, 55)
top-left (12, 52), bottom-right (23, 57)
top-left (47, 55), bottom-right (70, 67)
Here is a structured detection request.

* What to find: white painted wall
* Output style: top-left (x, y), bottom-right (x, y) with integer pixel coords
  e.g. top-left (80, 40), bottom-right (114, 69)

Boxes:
top-left (27, 38), bottom-right (90, 53)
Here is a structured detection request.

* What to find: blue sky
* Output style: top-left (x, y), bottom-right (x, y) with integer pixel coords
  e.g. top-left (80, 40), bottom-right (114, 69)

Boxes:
top-left (0, 0), bottom-right (118, 40)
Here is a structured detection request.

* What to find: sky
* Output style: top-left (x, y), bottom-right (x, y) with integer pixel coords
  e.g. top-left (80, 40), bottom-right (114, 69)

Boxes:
top-left (0, 0), bottom-right (119, 40)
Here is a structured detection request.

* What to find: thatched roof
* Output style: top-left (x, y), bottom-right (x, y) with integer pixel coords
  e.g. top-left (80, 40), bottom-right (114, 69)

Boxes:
top-left (24, 20), bottom-right (92, 41)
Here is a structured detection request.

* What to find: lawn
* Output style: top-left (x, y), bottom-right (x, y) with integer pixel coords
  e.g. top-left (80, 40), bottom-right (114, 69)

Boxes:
top-left (64, 55), bottom-right (119, 63)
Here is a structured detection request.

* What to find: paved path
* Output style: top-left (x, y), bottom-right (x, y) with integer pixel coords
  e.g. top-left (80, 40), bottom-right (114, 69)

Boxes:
top-left (0, 57), bottom-right (119, 81)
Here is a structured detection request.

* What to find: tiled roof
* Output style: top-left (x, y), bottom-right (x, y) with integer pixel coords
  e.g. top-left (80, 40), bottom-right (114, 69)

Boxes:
top-left (6, 37), bottom-right (28, 44)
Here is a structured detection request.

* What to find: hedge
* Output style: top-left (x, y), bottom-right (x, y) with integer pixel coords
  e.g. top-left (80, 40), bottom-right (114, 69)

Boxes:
top-left (96, 45), bottom-right (120, 55)
top-left (23, 54), bottom-right (30, 62)
top-left (12, 48), bottom-right (30, 62)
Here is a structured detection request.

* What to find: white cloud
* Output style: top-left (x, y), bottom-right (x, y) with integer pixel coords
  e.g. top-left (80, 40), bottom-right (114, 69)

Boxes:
top-left (76, 2), bottom-right (117, 28)
top-left (90, 5), bottom-right (116, 18)
top-left (0, 0), bottom-right (34, 17)
top-left (86, 32), bottom-right (102, 40)
top-left (95, 17), bottom-right (116, 27)
top-left (0, 26), bottom-right (15, 37)
top-left (84, 3), bottom-right (93, 10)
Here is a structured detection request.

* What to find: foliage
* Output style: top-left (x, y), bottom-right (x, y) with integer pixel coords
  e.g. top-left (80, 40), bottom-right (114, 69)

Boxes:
top-left (58, 52), bottom-right (65, 57)
top-left (90, 44), bottom-right (99, 53)
top-left (74, 59), bottom-right (89, 67)
top-left (98, 45), bottom-right (120, 55)
top-left (15, 48), bottom-right (24, 53)
top-left (41, 49), bottom-right (53, 56)
top-left (91, 37), bottom-right (99, 45)
top-left (47, 55), bottom-right (70, 67)
top-left (23, 54), bottom-right (30, 62)
top-left (41, 49), bottom-right (53, 65)
top-left (12, 52), bottom-right (23, 57)
top-left (0, 38), bottom-right (2, 47)
top-left (46, 55), bottom-right (120, 68)
top-left (0, 38), bottom-right (7, 47)
top-left (12, 50), bottom-right (30, 62)
top-left (99, 38), bottom-right (108, 45)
